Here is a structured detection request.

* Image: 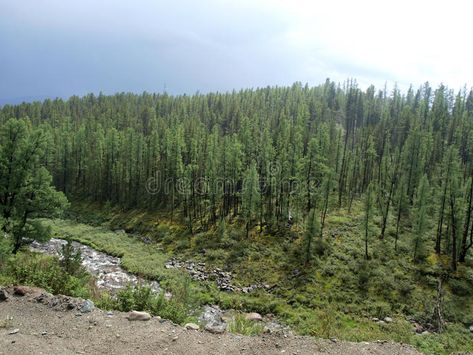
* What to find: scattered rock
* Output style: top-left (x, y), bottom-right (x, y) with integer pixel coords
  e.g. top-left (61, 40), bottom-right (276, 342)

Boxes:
top-left (126, 311), bottom-right (151, 321)
top-left (384, 317), bottom-right (393, 323)
top-left (172, 336), bottom-right (179, 341)
top-left (412, 323), bottom-right (424, 334)
top-left (0, 288), bottom-right (8, 302)
top-left (204, 323), bottom-right (226, 334)
top-left (13, 286), bottom-right (32, 296)
top-left (30, 239), bottom-right (161, 294)
top-left (469, 325), bottom-right (473, 333)
top-left (80, 300), bottom-right (94, 313)
top-left (165, 257), bottom-right (269, 294)
top-left (9, 329), bottom-right (19, 335)
top-left (371, 317), bottom-right (379, 322)
top-left (262, 321), bottom-right (291, 335)
top-left (199, 305), bottom-right (223, 327)
top-left (245, 312), bottom-right (263, 322)
top-left (185, 323), bottom-right (200, 330)
top-left (421, 331), bottom-right (430, 335)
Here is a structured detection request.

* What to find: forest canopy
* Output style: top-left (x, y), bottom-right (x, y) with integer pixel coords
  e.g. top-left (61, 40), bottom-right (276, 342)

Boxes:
top-left (1, 80), bottom-right (472, 269)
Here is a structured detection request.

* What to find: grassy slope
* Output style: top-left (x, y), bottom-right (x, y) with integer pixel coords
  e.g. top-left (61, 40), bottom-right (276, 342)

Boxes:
top-left (39, 201), bottom-right (473, 354)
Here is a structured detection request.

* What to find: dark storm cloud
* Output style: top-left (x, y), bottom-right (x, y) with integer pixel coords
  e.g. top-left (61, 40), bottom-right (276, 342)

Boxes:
top-left (2, 0), bottom-right (469, 104)
top-left (0, 0), bottom-right (301, 102)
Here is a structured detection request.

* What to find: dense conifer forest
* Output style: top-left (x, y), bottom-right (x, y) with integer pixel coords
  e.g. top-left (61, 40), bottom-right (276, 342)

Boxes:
top-left (2, 81), bottom-right (473, 267)
top-left (1, 80), bottom-right (473, 353)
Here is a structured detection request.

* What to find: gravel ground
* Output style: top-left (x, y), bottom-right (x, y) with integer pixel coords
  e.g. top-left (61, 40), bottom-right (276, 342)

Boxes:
top-left (0, 292), bottom-right (422, 355)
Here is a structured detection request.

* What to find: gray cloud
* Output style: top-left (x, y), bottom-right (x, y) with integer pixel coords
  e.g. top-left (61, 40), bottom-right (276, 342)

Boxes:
top-left (0, 0), bottom-right (470, 103)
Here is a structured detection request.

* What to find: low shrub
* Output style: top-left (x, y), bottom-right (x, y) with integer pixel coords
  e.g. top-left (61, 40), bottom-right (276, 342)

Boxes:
top-left (2, 252), bottom-right (91, 298)
top-left (227, 314), bottom-right (264, 336)
top-left (101, 285), bottom-right (191, 325)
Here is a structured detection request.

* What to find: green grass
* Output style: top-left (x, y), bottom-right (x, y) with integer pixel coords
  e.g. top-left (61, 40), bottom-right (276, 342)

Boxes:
top-left (34, 200), bottom-right (473, 354)
top-left (41, 218), bottom-right (172, 282)
top-left (0, 251), bottom-right (92, 299)
top-left (227, 314), bottom-right (265, 336)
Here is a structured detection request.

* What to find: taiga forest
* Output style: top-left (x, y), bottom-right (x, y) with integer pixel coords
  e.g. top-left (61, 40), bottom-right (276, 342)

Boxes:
top-left (1, 81), bottom-right (472, 353)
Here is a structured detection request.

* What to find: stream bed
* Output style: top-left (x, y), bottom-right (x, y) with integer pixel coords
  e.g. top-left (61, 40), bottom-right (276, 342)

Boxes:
top-left (30, 238), bottom-right (161, 293)
top-left (30, 236), bottom-right (289, 334)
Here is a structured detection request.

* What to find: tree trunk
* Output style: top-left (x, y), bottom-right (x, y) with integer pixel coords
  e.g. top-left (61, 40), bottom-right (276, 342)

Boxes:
top-left (450, 195), bottom-right (457, 271)
top-left (460, 178), bottom-right (473, 262)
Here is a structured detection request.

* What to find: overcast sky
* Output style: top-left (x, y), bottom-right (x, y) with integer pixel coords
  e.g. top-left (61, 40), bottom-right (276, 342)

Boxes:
top-left (1, 0), bottom-right (472, 103)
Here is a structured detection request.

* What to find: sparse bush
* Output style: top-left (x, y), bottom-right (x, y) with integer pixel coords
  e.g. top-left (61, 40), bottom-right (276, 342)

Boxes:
top-left (94, 291), bottom-right (117, 310)
top-left (449, 278), bottom-right (472, 297)
top-left (113, 285), bottom-right (190, 324)
top-left (365, 301), bottom-right (392, 319)
top-left (357, 261), bottom-right (371, 292)
top-left (60, 238), bottom-right (84, 277)
top-left (4, 252), bottom-right (90, 298)
top-left (228, 314), bottom-right (264, 336)
top-left (0, 315), bottom-right (13, 329)
top-left (0, 234), bottom-right (12, 263)
top-left (396, 279), bottom-right (415, 298)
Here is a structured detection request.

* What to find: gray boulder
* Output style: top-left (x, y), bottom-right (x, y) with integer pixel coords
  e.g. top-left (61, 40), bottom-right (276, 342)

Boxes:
top-left (204, 323), bottom-right (226, 334)
top-left (80, 299), bottom-right (94, 313)
top-left (0, 288), bottom-right (8, 302)
top-left (184, 323), bottom-right (200, 330)
top-left (126, 310), bottom-right (151, 321)
top-left (245, 312), bottom-right (263, 321)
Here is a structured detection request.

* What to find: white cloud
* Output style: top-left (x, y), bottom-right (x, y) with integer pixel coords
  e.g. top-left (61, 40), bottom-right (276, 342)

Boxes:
top-left (1, 0), bottom-right (472, 98)
top-left (266, 0), bottom-right (473, 91)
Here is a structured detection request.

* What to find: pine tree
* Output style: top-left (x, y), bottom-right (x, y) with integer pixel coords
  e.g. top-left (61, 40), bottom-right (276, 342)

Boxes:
top-left (303, 208), bottom-right (321, 264)
top-left (0, 119), bottom-right (69, 253)
top-left (241, 163), bottom-right (260, 238)
top-left (412, 175), bottom-right (430, 262)
top-left (362, 183), bottom-right (375, 260)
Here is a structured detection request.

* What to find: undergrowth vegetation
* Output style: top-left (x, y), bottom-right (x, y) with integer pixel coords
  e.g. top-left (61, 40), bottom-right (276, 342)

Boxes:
top-left (0, 250), bottom-right (91, 299)
top-left (95, 285), bottom-right (192, 325)
top-left (227, 314), bottom-right (265, 336)
top-left (28, 202), bottom-right (473, 354)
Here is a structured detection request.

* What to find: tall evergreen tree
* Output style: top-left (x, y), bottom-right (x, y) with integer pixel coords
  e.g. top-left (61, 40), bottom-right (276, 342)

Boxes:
top-left (412, 175), bottom-right (430, 262)
top-left (241, 163), bottom-right (260, 238)
top-left (0, 119), bottom-right (69, 253)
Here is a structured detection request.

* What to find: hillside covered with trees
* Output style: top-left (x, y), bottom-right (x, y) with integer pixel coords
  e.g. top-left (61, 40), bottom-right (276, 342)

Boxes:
top-left (1, 80), bottom-right (473, 353)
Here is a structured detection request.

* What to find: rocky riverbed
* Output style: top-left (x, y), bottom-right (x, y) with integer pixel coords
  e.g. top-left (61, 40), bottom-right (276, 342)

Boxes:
top-left (30, 237), bottom-right (288, 335)
top-left (30, 238), bottom-right (161, 293)
top-left (164, 258), bottom-right (272, 293)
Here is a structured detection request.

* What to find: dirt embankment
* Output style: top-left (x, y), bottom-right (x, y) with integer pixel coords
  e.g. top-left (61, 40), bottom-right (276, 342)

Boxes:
top-left (0, 287), bottom-right (421, 355)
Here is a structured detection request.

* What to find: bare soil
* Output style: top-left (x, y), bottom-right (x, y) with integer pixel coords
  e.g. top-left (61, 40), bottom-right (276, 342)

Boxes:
top-left (0, 292), bottom-right (422, 355)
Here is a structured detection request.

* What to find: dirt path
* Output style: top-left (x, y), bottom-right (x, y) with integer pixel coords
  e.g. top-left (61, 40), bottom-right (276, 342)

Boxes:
top-left (0, 293), bottom-right (421, 355)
